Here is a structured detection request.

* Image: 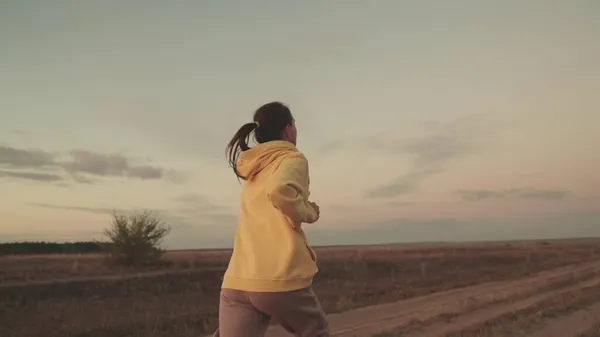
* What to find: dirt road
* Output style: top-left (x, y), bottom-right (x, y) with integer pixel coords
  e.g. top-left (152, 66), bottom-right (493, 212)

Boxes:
top-left (263, 260), bottom-right (600, 337)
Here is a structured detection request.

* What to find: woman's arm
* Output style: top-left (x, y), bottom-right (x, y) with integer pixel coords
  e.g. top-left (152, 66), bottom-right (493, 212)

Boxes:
top-left (266, 155), bottom-right (319, 228)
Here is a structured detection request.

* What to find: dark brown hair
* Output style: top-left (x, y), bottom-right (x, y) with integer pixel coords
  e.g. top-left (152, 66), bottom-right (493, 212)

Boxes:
top-left (226, 101), bottom-right (294, 179)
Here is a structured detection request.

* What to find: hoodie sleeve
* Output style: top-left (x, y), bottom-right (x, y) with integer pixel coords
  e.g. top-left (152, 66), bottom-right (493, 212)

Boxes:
top-left (266, 156), bottom-right (319, 226)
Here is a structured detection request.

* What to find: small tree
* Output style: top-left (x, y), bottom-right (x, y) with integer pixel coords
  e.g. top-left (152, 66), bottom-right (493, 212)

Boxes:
top-left (104, 209), bottom-right (171, 266)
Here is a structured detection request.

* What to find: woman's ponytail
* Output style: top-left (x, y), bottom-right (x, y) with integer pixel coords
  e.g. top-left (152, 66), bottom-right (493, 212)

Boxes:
top-left (226, 122), bottom-right (258, 180)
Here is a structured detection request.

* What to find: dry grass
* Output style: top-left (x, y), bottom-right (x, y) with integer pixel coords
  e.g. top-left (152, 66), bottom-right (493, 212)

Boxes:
top-left (1, 239), bottom-right (599, 337)
top-left (0, 251), bottom-right (229, 285)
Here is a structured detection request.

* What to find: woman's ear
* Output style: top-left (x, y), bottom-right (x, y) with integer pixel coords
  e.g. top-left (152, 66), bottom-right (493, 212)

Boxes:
top-left (283, 123), bottom-right (297, 145)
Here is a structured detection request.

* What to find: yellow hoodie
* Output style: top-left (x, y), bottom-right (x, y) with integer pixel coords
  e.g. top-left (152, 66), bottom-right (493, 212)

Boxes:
top-left (222, 140), bottom-right (320, 292)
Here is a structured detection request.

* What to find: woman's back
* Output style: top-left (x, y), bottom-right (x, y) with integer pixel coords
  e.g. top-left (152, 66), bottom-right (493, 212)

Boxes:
top-left (223, 140), bottom-right (319, 292)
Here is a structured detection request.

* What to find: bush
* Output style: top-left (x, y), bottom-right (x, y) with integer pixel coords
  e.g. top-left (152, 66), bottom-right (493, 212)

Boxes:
top-left (104, 209), bottom-right (171, 266)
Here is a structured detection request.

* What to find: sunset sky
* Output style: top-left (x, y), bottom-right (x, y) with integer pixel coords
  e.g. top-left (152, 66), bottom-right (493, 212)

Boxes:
top-left (1, 1), bottom-right (599, 249)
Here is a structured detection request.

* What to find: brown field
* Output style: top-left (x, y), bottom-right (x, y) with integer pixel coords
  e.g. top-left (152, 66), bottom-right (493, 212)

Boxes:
top-left (1, 239), bottom-right (600, 337)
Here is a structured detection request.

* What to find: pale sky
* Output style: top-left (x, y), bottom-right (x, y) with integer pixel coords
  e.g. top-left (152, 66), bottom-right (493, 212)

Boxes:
top-left (1, 1), bottom-right (599, 249)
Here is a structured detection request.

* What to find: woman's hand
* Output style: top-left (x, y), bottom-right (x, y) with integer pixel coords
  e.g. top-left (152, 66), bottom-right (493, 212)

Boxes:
top-left (308, 201), bottom-right (320, 221)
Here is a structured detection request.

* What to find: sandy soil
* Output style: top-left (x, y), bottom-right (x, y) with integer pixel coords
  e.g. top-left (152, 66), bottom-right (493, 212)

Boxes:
top-left (406, 278), bottom-right (600, 337)
top-left (528, 302), bottom-right (600, 337)
top-left (260, 260), bottom-right (600, 337)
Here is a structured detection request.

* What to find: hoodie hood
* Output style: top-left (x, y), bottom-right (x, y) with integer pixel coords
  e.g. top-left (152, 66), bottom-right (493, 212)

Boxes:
top-left (237, 140), bottom-right (301, 180)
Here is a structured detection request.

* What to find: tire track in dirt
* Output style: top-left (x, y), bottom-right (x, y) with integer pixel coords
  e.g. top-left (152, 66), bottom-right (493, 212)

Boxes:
top-left (407, 277), bottom-right (600, 337)
top-left (579, 323), bottom-right (600, 337)
top-left (528, 302), bottom-right (600, 337)
top-left (263, 260), bottom-right (600, 337)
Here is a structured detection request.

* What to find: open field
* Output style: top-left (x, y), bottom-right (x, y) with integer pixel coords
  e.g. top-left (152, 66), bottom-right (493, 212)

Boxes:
top-left (1, 239), bottom-right (600, 337)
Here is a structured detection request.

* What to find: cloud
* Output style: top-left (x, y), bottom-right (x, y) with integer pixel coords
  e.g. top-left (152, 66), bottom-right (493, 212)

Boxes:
top-left (367, 170), bottom-right (437, 198)
top-left (70, 174), bottom-right (95, 184)
top-left (0, 170), bottom-right (63, 182)
top-left (456, 188), bottom-right (571, 202)
top-left (162, 170), bottom-right (188, 184)
top-left (167, 193), bottom-right (238, 240)
top-left (60, 150), bottom-right (166, 180)
top-left (29, 192), bottom-right (233, 221)
top-left (366, 114), bottom-right (498, 198)
top-left (170, 192), bottom-right (234, 221)
top-left (61, 150), bottom-right (128, 176)
top-left (305, 211), bottom-right (600, 246)
top-left (0, 145), bottom-right (179, 184)
top-left (29, 192), bottom-right (236, 227)
top-left (0, 145), bottom-right (55, 168)
top-left (29, 203), bottom-right (118, 214)
top-left (172, 192), bottom-right (213, 205)
top-left (388, 201), bottom-right (413, 207)
top-left (327, 204), bottom-right (358, 212)
top-left (126, 165), bottom-right (163, 180)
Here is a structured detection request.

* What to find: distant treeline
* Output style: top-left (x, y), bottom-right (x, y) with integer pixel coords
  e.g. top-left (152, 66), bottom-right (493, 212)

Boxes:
top-left (0, 241), bottom-right (112, 255)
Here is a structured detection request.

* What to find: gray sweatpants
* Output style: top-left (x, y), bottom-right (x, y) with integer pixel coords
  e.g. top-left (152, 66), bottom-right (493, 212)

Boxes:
top-left (213, 287), bottom-right (330, 337)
